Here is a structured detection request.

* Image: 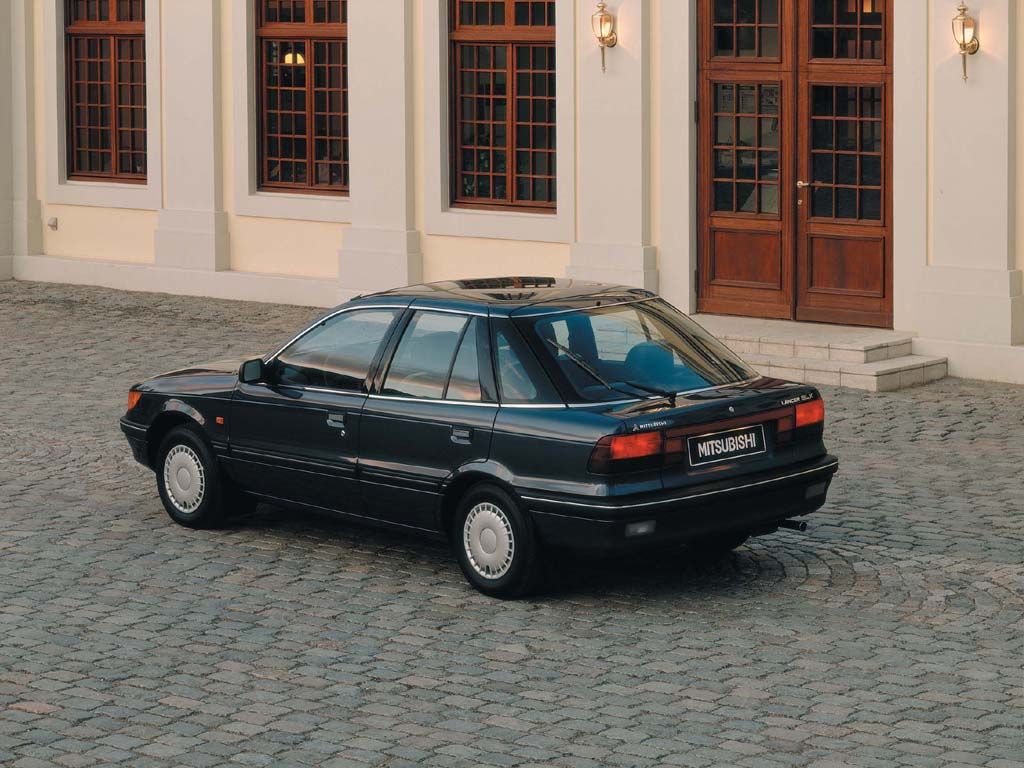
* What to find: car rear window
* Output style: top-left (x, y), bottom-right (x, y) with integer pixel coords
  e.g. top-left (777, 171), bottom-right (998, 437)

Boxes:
top-left (525, 300), bottom-right (755, 403)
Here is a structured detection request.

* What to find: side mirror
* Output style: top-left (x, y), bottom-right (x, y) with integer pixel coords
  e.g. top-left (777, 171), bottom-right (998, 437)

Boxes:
top-left (239, 358), bottom-right (266, 384)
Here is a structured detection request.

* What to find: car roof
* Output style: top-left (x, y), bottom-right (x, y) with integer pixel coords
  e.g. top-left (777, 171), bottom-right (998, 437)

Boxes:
top-left (348, 277), bottom-right (657, 317)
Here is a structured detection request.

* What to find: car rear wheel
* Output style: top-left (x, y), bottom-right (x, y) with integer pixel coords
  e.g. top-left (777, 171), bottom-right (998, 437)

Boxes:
top-left (156, 425), bottom-right (229, 529)
top-left (453, 484), bottom-right (541, 599)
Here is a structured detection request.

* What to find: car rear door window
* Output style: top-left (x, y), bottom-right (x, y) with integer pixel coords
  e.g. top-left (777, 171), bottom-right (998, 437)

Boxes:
top-left (446, 317), bottom-right (483, 402)
top-left (383, 311), bottom-right (468, 399)
top-left (275, 308), bottom-right (400, 390)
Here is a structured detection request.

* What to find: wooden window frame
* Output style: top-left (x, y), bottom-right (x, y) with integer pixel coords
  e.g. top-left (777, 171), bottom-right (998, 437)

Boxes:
top-left (255, 0), bottom-right (349, 197)
top-left (64, 0), bottom-right (147, 184)
top-left (449, 1), bottom-right (556, 213)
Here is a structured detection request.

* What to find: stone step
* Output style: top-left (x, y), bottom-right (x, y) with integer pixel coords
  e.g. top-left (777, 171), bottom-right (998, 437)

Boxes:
top-left (739, 352), bottom-right (949, 392)
top-left (695, 313), bottom-right (915, 364)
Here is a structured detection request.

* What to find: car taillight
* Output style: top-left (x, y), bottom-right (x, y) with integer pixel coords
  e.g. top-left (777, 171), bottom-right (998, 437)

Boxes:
top-left (127, 390), bottom-right (142, 411)
top-left (795, 399), bottom-right (825, 427)
top-left (589, 432), bottom-right (664, 473)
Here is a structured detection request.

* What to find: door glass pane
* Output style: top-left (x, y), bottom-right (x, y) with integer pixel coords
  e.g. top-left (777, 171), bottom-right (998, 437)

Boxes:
top-left (860, 189), bottom-right (881, 220)
top-left (861, 155), bottom-right (881, 186)
top-left (711, 0), bottom-right (779, 58)
top-left (835, 187), bottom-right (857, 219)
top-left (383, 312), bottom-right (468, 400)
top-left (446, 319), bottom-right (483, 402)
top-left (737, 183), bottom-right (757, 212)
top-left (810, 0), bottom-right (885, 60)
top-left (276, 309), bottom-right (399, 390)
top-left (806, 84), bottom-right (885, 222)
top-left (714, 182), bottom-right (734, 211)
top-left (835, 154), bottom-right (857, 185)
top-left (812, 187), bottom-right (833, 217)
top-left (709, 83), bottom-right (781, 216)
top-left (714, 149), bottom-right (734, 177)
top-left (812, 152), bottom-right (833, 182)
top-left (736, 150), bottom-right (756, 179)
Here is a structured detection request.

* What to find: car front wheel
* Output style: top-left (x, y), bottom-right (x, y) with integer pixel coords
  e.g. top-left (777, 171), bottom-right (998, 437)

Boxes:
top-left (156, 425), bottom-right (228, 529)
top-left (453, 484), bottom-right (541, 599)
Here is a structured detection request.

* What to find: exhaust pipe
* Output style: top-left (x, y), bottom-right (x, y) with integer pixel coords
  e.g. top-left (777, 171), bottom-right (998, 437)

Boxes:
top-left (779, 519), bottom-right (807, 532)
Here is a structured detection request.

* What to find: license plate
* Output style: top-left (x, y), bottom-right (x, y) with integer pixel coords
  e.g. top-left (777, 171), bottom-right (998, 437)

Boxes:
top-left (687, 424), bottom-right (766, 467)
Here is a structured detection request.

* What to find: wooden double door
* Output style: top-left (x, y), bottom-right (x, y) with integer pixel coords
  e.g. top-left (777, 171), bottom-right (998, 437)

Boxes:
top-left (697, 0), bottom-right (893, 328)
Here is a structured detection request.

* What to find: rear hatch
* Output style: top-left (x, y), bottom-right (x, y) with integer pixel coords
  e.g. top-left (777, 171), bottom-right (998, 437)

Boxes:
top-left (605, 378), bottom-right (827, 492)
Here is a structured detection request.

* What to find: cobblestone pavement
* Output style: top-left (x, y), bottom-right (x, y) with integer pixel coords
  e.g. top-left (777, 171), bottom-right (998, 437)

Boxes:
top-left (0, 280), bottom-right (1022, 768)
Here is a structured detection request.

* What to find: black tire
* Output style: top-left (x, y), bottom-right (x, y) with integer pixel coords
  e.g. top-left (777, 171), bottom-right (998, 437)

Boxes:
top-left (155, 425), bottom-right (228, 529)
top-left (689, 531), bottom-right (750, 557)
top-left (452, 484), bottom-right (542, 599)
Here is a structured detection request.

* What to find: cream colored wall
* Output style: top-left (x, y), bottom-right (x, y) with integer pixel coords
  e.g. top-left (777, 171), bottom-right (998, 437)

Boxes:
top-left (421, 235), bottom-right (569, 282)
top-left (41, 205), bottom-right (156, 262)
top-left (218, 0), bottom-right (344, 279)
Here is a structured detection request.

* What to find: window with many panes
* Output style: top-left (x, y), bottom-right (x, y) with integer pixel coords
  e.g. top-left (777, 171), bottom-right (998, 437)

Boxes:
top-left (257, 0), bottom-right (348, 194)
top-left (450, 0), bottom-right (556, 211)
top-left (65, 0), bottom-right (147, 182)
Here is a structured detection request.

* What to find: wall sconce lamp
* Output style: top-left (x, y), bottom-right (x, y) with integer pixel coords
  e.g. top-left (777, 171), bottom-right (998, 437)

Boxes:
top-left (592, 2), bottom-right (618, 73)
top-left (952, 2), bottom-right (980, 81)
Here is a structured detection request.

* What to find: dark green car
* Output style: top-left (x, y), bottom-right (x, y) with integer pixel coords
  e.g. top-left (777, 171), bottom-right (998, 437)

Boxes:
top-left (121, 278), bottom-right (838, 598)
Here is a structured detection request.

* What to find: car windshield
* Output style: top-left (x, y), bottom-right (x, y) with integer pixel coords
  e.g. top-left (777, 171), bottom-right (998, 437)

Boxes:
top-left (525, 300), bottom-right (756, 403)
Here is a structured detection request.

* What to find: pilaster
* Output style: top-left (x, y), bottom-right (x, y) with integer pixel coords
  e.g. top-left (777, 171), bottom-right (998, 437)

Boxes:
top-left (337, 0), bottom-right (421, 300)
top-left (154, 0), bottom-right (229, 271)
top-left (6, 0), bottom-right (44, 278)
top-left (568, 0), bottom-right (657, 290)
top-left (918, 0), bottom-right (1023, 344)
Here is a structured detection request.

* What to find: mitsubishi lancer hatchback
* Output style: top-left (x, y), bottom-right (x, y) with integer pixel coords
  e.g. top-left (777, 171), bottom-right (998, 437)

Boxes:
top-left (121, 277), bottom-right (838, 598)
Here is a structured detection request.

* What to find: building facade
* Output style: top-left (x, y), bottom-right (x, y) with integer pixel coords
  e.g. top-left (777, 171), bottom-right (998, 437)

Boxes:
top-left (1, 0), bottom-right (1023, 384)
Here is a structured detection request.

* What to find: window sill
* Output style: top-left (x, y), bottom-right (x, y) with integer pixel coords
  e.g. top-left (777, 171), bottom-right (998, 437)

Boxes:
top-left (46, 177), bottom-right (162, 210)
top-left (424, 202), bottom-right (571, 243)
top-left (234, 188), bottom-right (352, 224)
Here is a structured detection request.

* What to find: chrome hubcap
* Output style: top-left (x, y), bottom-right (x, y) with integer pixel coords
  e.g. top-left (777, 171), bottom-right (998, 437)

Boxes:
top-left (163, 444), bottom-right (206, 514)
top-left (463, 502), bottom-right (515, 580)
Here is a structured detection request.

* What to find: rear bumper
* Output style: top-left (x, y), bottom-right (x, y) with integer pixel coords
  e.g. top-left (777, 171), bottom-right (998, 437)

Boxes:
top-left (524, 455), bottom-right (838, 551)
top-left (120, 418), bottom-right (150, 467)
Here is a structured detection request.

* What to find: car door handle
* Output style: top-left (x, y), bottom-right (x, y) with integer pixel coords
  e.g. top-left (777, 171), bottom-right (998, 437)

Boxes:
top-left (451, 426), bottom-right (473, 444)
top-left (326, 413), bottom-right (347, 435)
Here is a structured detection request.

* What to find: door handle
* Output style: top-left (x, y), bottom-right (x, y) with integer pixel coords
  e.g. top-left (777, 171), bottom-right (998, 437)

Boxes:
top-left (451, 426), bottom-right (473, 444)
top-left (326, 412), bottom-right (346, 435)
top-left (796, 180), bottom-right (818, 189)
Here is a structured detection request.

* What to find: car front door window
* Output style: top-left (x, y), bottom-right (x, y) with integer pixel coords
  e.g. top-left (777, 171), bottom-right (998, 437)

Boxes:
top-left (274, 308), bottom-right (400, 390)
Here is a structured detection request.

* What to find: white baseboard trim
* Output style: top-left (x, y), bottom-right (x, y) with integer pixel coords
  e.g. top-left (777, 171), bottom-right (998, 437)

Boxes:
top-left (13, 253), bottom-right (338, 307)
top-left (913, 337), bottom-right (1024, 385)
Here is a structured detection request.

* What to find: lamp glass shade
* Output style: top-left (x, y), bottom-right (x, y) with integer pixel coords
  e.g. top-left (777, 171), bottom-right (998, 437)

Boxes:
top-left (952, 13), bottom-right (975, 48)
top-left (592, 10), bottom-right (614, 42)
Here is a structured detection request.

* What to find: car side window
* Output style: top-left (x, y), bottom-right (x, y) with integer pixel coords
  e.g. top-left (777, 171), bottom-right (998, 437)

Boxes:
top-left (275, 308), bottom-right (400, 390)
top-left (446, 318), bottom-right (483, 402)
top-left (493, 321), bottom-right (560, 404)
top-left (383, 311), bottom-right (468, 399)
